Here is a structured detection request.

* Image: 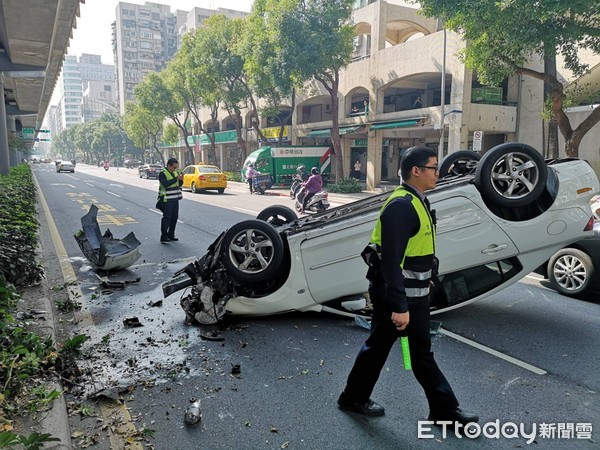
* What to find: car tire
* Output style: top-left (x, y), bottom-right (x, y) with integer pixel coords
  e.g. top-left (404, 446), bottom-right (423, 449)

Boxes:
top-left (256, 205), bottom-right (297, 227)
top-left (220, 220), bottom-right (284, 283)
top-left (439, 150), bottom-right (481, 178)
top-left (547, 248), bottom-right (594, 297)
top-left (218, 188), bottom-right (225, 194)
top-left (475, 143), bottom-right (547, 207)
top-left (191, 182), bottom-right (198, 194)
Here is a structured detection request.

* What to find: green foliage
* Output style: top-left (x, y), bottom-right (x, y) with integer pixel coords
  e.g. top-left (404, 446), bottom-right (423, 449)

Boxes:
top-left (224, 171), bottom-right (243, 182)
top-left (0, 165), bottom-right (44, 287)
top-left (417, 0), bottom-right (600, 86)
top-left (327, 178), bottom-right (363, 193)
top-left (0, 431), bottom-right (60, 449)
top-left (162, 123), bottom-right (180, 147)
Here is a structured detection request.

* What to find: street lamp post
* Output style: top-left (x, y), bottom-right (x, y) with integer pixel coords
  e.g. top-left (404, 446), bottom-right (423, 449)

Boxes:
top-left (438, 27), bottom-right (447, 161)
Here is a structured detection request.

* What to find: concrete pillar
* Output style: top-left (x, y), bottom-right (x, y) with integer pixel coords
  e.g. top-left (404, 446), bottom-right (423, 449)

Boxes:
top-left (7, 116), bottom-right (18, 166)
top-left (0, 75), bottom-right (9, 175)
top-left (366, 130), bottom-right (383, 190)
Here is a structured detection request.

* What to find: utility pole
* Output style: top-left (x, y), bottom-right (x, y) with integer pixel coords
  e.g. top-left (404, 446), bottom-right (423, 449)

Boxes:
top-left (438, 28), bottom-right (447, 160)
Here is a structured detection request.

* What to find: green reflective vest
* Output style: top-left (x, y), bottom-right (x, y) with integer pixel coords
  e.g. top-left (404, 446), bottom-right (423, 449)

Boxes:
top-left (158, 168), bottom-right (182, 202)
top-left (370, 186), bottom-right (436, 297)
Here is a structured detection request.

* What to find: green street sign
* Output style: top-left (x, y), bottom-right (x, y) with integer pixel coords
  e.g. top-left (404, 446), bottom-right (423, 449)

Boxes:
top-left (36, 129), bottom-right (51, 133)
top-left (22, 128), bottom-right (35, 134)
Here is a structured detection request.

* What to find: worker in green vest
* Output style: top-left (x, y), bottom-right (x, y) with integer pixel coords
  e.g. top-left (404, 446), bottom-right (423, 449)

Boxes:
top-left (158, 158), bottom-right (183, 243)
top-left (339, 146), bottom-right (478, 426)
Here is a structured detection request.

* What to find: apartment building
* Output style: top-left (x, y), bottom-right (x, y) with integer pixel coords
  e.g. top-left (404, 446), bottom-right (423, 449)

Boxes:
top-left (177, 6), bottom-right (247, 49)
top-left (178, 0), bottom-right (597, 187)
top-left (112, 2), bottom-right (180, 114)
top-left (79, 54), bottom-right (118, 122)
top-left (55, 55), bottom-right (83, 132)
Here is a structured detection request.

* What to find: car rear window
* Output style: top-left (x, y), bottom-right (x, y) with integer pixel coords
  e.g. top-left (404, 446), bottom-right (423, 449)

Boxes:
top-left (149, 165), bottom-right (162, 169)
top-left (198, 166), bottom-right (220, 174)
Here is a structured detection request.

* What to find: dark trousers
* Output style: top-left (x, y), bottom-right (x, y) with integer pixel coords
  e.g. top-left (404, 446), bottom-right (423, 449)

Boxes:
top-left (343, 295), bottom-right (459, 414)
top-left (248, 178), bottom-right (253, 193)
top-left (161, 201), bottom-right (179, 238)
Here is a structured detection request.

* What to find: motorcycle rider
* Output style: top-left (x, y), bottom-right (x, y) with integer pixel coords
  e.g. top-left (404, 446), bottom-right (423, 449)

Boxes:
top-left (300, 167), bottom-right (323, 213)
top-left (103, 161), bottom-right (109, 171)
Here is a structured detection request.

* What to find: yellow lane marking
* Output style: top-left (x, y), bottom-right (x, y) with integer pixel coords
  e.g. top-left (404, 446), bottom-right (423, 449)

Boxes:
top-left (67, 193), bottom-right (137, 224)
top-left (34, 174), bottom-right (143, 450)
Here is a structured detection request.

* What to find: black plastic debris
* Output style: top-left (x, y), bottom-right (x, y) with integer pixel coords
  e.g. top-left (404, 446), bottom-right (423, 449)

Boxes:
top-left (148, 300), bottom-right (163, 307)
top-left (231, 364), bottom-right (241, 375)
top-left (199, 330), bottom-right (224, 341)
top-left (123, 317), bottom-right (143, 328)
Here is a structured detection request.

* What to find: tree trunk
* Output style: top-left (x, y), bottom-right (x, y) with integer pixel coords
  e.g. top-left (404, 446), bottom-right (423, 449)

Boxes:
top-left (544, 49), bottom-right (559, 159)
top-left (330, 76), bottom-right (343, 182)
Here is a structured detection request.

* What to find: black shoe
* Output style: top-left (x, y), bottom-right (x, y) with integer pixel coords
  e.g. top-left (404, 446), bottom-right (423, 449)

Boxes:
top-left (428, 408), bottom-right (479, 425)
top-left (168, 236), bottom-right (179, 241)
top-left (160, 236), bottom-right (170, 243)
top-left (338, 394), bottom-right (385, 417)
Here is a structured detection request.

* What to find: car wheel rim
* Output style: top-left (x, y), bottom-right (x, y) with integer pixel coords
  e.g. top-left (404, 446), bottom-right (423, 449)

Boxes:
top-left (227, 228), bottom-right (275, 274)
top-left (489, 152), bottom-right (540, 200)
top-left (553, 255), bottom-right (587, 291)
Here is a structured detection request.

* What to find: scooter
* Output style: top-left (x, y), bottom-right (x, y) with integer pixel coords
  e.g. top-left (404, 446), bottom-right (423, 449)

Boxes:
top-left (289, 178), bottom-right (303, 199)
top-left (103, 163), bottom-right (109, 171)
top-left (295, 188), bottom-right (330, 213)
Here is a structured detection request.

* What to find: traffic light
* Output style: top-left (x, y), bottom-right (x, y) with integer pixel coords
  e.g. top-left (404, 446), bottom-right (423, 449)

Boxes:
top-left (35, 138), bottom-right (51, 142)
top-left (36, 129), bottom-right (51, 133)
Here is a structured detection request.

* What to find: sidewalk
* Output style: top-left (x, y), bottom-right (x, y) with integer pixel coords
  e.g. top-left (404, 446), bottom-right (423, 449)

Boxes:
top-left (228, 180), bottom-right (395, 204)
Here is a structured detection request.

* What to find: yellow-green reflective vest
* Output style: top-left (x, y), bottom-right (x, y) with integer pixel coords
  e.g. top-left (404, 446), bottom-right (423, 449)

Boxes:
top-left (158, 169), bottom-right (182, 202)
top-left (370, 186), bottom-right (436, 298)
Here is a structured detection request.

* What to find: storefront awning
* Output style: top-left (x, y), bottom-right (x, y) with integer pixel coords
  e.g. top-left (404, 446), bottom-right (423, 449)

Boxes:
top-left (306, 125), bottom-right (363, 138)
top-left (369, 120), bottom-right (419, 130)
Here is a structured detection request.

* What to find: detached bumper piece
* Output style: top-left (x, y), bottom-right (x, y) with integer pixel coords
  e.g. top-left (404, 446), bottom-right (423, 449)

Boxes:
top-left (74, 204), bottom-right (141, 271)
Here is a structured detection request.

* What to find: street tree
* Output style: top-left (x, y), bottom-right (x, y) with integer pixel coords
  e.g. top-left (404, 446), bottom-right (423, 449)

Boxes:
top-left (417, 0), bottom-right (600, 157)
top-left (134, 71), bottom-right (196, 164)
top-left (260, 0), bottom-right (355, 181)
top-left (123, 101), bottom-right (165, 165)
top-left (169, 35), bottom-right (221, 163)
top-left (192, 15), bottom-right (254, 162)
top-left (244, 0), bottom-right (300, 145)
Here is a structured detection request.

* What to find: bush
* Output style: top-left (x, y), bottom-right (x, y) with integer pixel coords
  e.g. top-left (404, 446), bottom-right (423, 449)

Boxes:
top-left (225, 171), bottom-right (243, 182)
top-left (326, 177), bottom-right (363, 194)
top-left (0, 165), bottom-right (43, 287)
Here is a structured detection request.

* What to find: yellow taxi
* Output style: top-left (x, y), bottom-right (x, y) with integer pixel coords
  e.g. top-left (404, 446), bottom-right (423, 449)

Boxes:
top-left (181, 164), bottom-right (228, 194)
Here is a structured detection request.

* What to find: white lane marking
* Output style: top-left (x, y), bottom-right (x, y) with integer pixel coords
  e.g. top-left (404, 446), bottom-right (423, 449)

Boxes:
top-left (525, 273), bottom-right (544, 281)
top-left (65, 174), bottom-right (80, 180)
top-left (50, 183), bottom-right (76, 188)
top-left (107, 191), bottom-right (121, 198)
top-left (110, 183), bottom-right (124, 188)
top-left (149, 209), bottom-right (162, 214)
top-left (233, 206), bottom-right (259, 215)
top-left (439, 329), bottom-right (547, 375)
top-left (178, 220), bottom-right (184, 224)
top-left (86, 183), bottom-right (94, 187)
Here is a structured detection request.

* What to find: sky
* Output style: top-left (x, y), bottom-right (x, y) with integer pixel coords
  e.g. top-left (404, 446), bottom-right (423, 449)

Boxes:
top-left (67, 0), bottom-right (255, 64)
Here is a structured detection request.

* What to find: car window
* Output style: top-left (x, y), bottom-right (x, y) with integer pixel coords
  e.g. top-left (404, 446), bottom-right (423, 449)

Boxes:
top-left (149, 165), bottom-right (162, 169)
top-left (183, 167), bottom-right (195, 175)
top-left (431, 257), bottom-right (522, 310)
top-left (198, 166), bottom-right (220, 174)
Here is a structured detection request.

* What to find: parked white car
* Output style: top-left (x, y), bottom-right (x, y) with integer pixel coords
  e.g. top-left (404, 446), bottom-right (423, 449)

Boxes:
top-left (56, 160), bottom-right (75, 173)
top-left (163, 143), bottom-right (599, 324)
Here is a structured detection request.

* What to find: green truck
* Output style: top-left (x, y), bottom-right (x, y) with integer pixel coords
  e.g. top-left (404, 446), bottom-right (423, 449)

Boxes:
top-left (242, 146), bottom-right (332, 186)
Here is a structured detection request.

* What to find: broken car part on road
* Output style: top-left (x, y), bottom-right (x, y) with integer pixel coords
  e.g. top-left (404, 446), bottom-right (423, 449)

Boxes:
top-left (75, 204), bottom-right (142, 271)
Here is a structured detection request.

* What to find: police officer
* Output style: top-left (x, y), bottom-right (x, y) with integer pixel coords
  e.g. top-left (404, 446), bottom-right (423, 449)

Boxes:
top-left (338, 146), bottom-right (478, 425)
top-left (157, 158), bottom-right (183, 243)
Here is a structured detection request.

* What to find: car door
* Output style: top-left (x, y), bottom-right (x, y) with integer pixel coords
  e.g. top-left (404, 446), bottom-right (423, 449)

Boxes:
top-left (182, 166), bottom-right (195, 188)
top-left (434, 195), bottom-right (519, 273)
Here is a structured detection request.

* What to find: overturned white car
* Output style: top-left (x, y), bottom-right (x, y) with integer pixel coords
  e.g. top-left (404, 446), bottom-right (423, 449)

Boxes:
top-left (163, 143), bottom-right (599, 324)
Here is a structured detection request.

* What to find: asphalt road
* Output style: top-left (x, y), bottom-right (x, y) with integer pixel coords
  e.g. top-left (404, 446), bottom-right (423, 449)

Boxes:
top-left (32, 163), bottom-right (599, 449)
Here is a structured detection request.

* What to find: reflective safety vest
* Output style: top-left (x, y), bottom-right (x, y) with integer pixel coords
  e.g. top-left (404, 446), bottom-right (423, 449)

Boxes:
top-left (158, 168), bottom-right (182, 202)
top-left (370, 186), bottom-right (436, 298)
